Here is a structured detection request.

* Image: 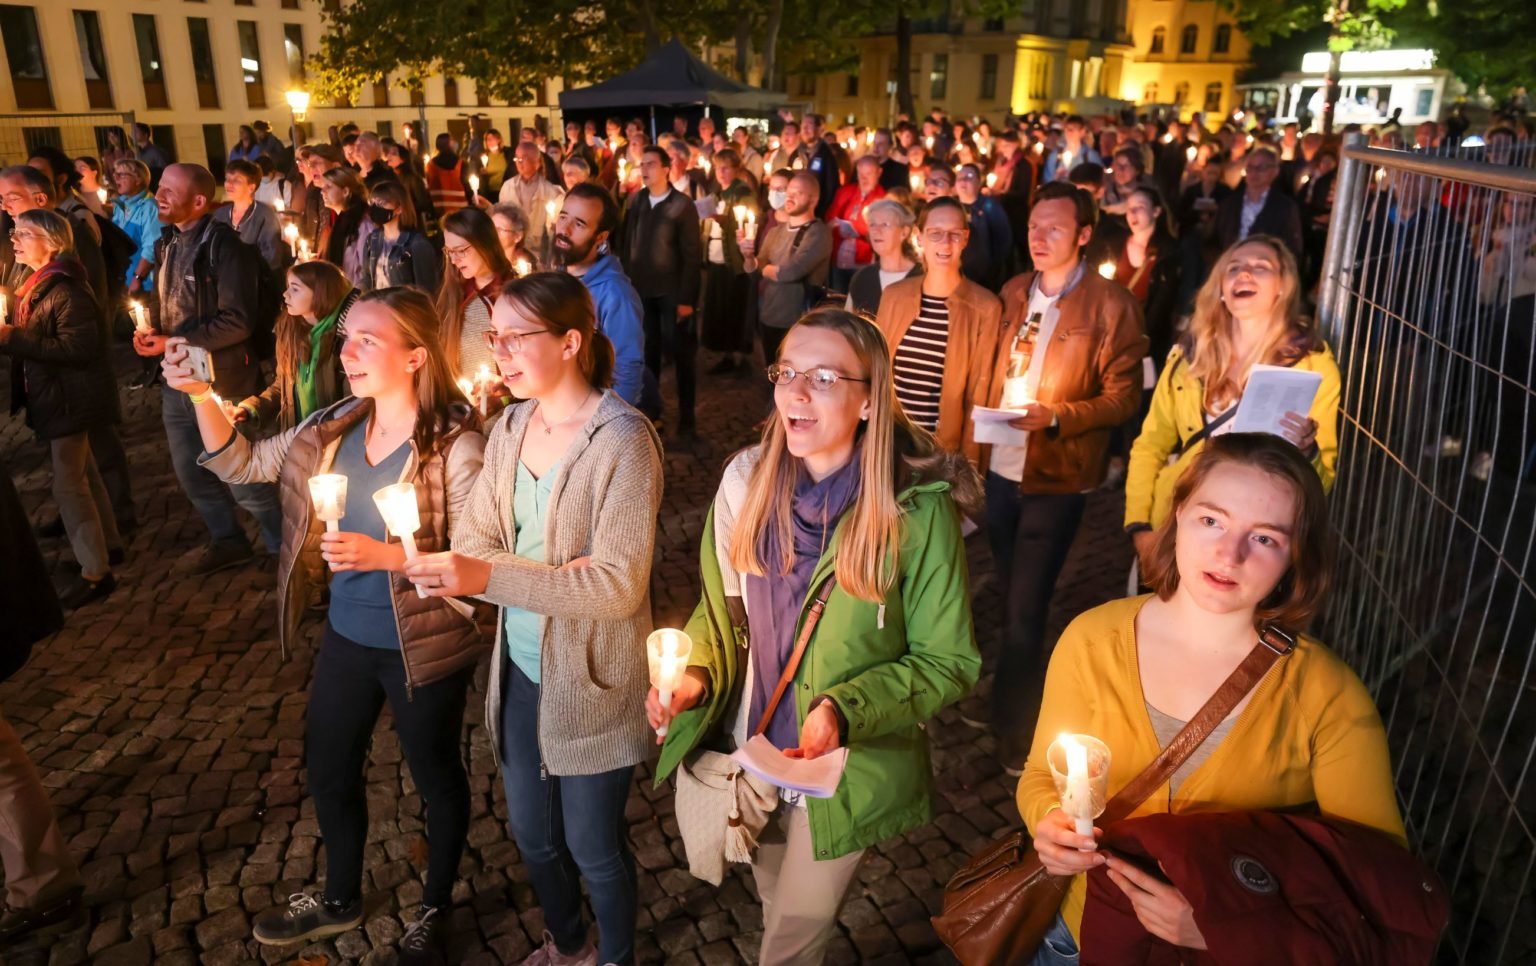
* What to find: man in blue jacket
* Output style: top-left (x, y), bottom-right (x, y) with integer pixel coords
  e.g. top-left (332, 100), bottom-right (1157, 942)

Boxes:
top-left (549, 183), bottom-right (645, 408)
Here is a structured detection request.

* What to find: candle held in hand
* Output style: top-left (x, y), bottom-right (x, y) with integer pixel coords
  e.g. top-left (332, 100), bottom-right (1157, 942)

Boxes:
top-left (373, 482), bottom-right (427, 597)
top-left (0, 292), bottom-right (7, 326)
top-left (646, 628), bottom-right (694, 737)
top-left (514, 257), bottom-right (531, 277)
top-left (475, 363), bottom-right (493, 416)
top-left (308, 474), bottom-right (348, 532)
top-left (1098, 260), bottom-right (1117, 280)
top-left (545, 199), bottom-right (560, 222)
top-left (468, 174), bottom-right (480, 194)
top-left (129, 300), bottom-right (151, 334)
top-left (96, 187), bottom-right (109, 205)
top-left (1048, 733), bottom-right (1111, 841)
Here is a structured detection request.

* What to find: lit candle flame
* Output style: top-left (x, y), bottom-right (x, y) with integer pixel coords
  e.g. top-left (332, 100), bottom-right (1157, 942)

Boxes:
top-left (514, 257), bottom-right (531, 277)
top-left (96, 187), bottom-right (109, 205)
top-left (1098, 260), bottom-right (1117, 279)
top-left (468, 174), bottom-right (480, 193)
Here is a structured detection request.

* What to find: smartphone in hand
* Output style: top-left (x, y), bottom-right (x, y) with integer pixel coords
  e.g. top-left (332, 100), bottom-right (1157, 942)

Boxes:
top-left (183, 345), bottom-right (215, 385)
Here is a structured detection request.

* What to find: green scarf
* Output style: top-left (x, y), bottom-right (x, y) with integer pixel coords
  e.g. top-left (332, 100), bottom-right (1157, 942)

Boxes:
top-left (294, 292), bottom-right (350, 420)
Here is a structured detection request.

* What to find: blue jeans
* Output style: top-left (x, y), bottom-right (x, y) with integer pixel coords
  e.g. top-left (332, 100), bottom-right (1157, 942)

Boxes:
top-left (161, 386), bottom-right (282, 551)
top-left (1031, 913), bottom-right (1080, 965)
top-left (983, 473), bottom-right (1088, 761)
top-left (499, 659), bottom-right (638, 965)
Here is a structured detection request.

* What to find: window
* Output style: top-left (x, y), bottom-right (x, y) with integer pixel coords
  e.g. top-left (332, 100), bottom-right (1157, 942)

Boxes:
top-left (1415, 87), bottom-right (1434, 116)
top-left (1144, 83), bottom-right (1159, 103)
top-left (372, 81), bottom-right (390, 107)
top-left (202, 124), bottom-right (227, 181)
top-left (187, 18), bottom-right (219, 108)
top-left (1181, 25), bottom-right (1198, 54)
top-left (410, 87), bottom-right (425, 107)
top-left (150, 125), bottom-right (177, 163)
top-left (282, 0), bottom-right (300, 7)
top-left (443, 75), bottom-right (459, 108)
top-left (476, 86), bottom-right (490, 107)
top-left (283, 24), bottom-right (305, 82)
top-left (376, 119), bottom-right (392, 138)
top-left (74, 11), bottom-right (112, 109)
top-left (1214, 24), bottom-right (1231, 54)
top-left (845, 73), bottom-right (859, 98)
top-left (796, 74), bottom-right (815, 97)
top-left (1204, 82), bottom-right (1222, 113)
top-left (984, 17), bottom-right (1005, 31)
top-left (132, 14), bottom-right (169, 109)
top-left (980, 53), bottom-right (998, 100)
top-left (1, 5), bottom-right (53, 109)
top-left (237, 21), bottom-right (266, 108)
top-left (929, 53), bottom-right (948, 100)
top-left (235, 0), bottom-right (253, 5)
top-left (23, 126), bottom-right (60, 155)
top-left (1149, 27), bottom-right (1165, 55)
top-left (1174, 81), bottom-right (1189, 106)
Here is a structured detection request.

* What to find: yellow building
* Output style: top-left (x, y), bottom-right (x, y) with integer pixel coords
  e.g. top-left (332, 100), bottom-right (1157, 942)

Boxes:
top-left (1118, 0), bottom-right (1251, 119)
top-left (0, 0), bottom-right (553, 169)
top-left (791, 4), bottom-right (1135, 127)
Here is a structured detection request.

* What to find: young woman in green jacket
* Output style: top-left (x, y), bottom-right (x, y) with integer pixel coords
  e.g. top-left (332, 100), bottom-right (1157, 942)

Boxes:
top-left (653, 308), bottom-right (983, 965)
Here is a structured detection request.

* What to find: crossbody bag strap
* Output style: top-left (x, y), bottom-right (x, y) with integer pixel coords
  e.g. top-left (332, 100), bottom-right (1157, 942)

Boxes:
top-left (752, 573), bottom-right (838, 737)
top-left (1170, 387), bottom-right (1238, 459)
top-left (1098, 625), bottom-right (1295, 826)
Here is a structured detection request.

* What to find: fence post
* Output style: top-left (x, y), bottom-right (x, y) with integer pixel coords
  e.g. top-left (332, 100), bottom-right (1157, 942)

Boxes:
top-left (1317, 132), bottom-right (1368, 344)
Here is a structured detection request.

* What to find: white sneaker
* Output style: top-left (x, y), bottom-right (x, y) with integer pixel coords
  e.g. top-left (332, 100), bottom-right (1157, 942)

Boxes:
top-left (1471, 451), bottom-right (1493, 482)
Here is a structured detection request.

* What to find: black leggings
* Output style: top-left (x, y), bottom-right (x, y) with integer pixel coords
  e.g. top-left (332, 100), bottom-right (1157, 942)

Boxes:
top-left (306, 624), bottom-right (472, 908)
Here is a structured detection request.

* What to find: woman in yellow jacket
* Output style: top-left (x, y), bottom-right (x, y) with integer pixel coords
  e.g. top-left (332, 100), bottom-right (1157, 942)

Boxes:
top-left (1125, 235), bottom-right (1340, 563)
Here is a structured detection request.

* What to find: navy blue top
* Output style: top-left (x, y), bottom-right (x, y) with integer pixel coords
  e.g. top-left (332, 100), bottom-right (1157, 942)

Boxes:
top-left (326, 423), bottom-right (412, 650)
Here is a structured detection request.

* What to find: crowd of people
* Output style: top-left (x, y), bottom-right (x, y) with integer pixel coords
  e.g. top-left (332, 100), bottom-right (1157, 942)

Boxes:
top-left (0, 99), bottom-right (1507, 962)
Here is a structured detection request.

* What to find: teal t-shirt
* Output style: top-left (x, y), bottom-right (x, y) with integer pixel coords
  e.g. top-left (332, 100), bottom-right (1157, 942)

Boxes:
top-left (502, 458), bottom-right (559, 682)
top-left (327, 423), bottom-right (412, 649)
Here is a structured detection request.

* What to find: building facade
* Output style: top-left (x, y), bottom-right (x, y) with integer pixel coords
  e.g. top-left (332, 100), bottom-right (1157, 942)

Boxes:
top-left (788, 0), bottom-right (1249, 127)
top-left (790, 0), bottom-right (1135, 127)
top-left (0, 0), bottom-right (554, 172)
top-left (1118, 0), bottom-right (1250, 119)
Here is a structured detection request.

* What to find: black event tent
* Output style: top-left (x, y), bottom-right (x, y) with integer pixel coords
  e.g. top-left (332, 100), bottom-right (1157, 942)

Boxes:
top-left (558, 38), bottom-right (780, 134)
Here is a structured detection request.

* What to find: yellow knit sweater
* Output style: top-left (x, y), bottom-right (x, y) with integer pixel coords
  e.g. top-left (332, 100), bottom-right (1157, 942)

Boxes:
top-left (1016, 595), bottom-right (1406, 940)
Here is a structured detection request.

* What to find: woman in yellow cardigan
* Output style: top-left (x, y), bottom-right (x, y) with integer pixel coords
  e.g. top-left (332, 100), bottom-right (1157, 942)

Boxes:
top-left (1018, 433), bottom-right (1403, 963)
top-left (1125, 235), bottom-right (1340, 564)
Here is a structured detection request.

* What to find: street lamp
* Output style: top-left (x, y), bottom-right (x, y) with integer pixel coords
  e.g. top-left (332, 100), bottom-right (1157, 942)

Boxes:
top-left (285, 89), bottom-right (311, 122)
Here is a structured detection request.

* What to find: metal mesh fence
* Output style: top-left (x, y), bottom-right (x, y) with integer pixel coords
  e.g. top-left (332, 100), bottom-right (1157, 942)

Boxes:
top-left (1318, 136), bottom-right (1536, 964)
top-left (0, 111), bottom-right (133, 167)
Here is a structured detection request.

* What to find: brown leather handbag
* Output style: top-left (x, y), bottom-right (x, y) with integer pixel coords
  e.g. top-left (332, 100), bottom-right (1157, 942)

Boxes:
top-left (931, 626), bottom-right (1295, 965)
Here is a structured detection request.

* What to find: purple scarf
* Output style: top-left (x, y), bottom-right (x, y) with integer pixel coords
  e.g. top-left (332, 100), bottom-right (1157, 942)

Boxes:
top-left (743, 449), bottom-right (862, 750)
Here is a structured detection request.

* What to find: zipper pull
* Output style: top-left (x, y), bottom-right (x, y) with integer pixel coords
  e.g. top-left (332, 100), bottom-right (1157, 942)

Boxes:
top-left (877, 604), bottom-right (886, 630)
top-left (539, 761), bottom-right (548, 781)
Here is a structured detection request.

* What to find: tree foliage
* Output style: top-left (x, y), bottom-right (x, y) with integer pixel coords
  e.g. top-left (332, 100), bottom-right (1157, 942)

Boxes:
top-left (1392, 0), bottom-right (1536, 94)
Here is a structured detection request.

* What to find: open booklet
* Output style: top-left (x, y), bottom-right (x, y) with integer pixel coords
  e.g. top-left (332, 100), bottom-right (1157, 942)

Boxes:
top-left (1231, 365), bottom-right (1324, 436)
top-left (730, 734), bottom-right (849, 799)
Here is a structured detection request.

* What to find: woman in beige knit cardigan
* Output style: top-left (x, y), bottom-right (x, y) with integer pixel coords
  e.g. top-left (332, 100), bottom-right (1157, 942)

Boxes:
top-left (406, 272), bottom-right (664, 966)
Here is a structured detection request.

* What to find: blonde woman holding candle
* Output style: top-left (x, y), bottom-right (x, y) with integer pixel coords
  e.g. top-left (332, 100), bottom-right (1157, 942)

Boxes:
top-left (654, 309), bottom-right (982, 965)
top-left (159, 287), bottom-right (485, 965)
top-left (1017, 433), bottom-right (1404, 964)
top-left (404, 272), bottom-right (663, 966)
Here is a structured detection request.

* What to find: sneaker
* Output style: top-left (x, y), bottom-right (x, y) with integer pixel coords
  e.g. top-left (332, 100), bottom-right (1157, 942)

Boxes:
top-left (193, 540), bottom-right (254, 576)
top-left (252, 893), bottom-right (363, 946)
top-left (519, 930), bottom-right (598, 966)
top-left (0, 887), bottom-right (83, 947)
top-left (58, 572), bottom-right (116, 610)
top-left (956, 694), bottom-right (990, 730)
top-left (398, 905), bottom-right (444, 966)
top-left (1470, 451), bottom-right (1493, 482)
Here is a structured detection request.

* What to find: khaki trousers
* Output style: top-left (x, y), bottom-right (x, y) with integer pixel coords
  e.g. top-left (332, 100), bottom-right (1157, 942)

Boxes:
top-left (0, 710), bottom-right (79, 909)
top-left (752, 805), bottom-right (866, 966)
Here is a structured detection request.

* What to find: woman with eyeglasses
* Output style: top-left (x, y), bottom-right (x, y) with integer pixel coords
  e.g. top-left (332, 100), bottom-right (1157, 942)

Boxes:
top-left (361, 180), bottom-right (440, 294)
top-left (653, 308), bottom-right (982, 965)
top-left (873, 196), bottom-right (1003, 463)
top-left (488, 202), bottom-right (538, 274)
top-left (434, 207), bottom-right (513, 380)
top-left (403, 272), bottom-right (664, 966)
top-left (844, 198), bottom-right (920, 316)
top-left (158, 287), bottom-right (486, 964)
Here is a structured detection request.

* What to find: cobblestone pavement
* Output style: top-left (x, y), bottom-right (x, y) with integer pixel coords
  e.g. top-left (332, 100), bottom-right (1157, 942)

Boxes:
top-left (0, 348), bottom-right (1130, 966)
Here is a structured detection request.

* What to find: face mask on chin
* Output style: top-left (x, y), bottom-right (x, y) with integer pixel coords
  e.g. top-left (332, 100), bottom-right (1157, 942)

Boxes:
top-left (768, 190), bottom-right (787, 211)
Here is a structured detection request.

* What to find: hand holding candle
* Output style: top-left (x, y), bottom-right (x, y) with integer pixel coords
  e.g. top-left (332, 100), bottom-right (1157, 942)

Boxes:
top-left (373, 482), bottom-right (427, 598)
top-left (647, 629), bottom-right (694, 737)
top-left (308, 474), bottom-right (348, 532)
top-left (129, 300), bottom-right (152, 335)
top-left (1048, 733), bottom-right (1111, 840)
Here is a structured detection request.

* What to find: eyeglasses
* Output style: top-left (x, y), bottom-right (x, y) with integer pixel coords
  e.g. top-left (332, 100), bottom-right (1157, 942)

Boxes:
top-left (9, 229), bottom-right (43, 241)
top-left (484, 327), bottom-right (552, 354)
top-left (921, 229), bottom-right (967, 245)
top-left (444, 243), bottom-right (472, 258)
top-left (765, 364), bottom-right (869, 392)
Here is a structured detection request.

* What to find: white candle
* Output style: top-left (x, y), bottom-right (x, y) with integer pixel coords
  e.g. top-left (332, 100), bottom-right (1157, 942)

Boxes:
top-left (514, 257), bottom-right (531, 277)
top-left (732, 204), bottom-right (748, 226)
top-left (96, 187), bottom-right (109, 205)
top-left (372, 482), bottom-right (426, 597)
top-left (0, 292), bottom-right (7, 326)
top-left (476, 363), bottom-right (493, 417)
top-left (647, 628), bottom-right (694, 737)
top-left (545, 198), bottom-right (560, 222)
top-left (422, 152), bottom-right (431, 168)
top-left (297, 238), bottom-right (311, 262)
top-left (480, 153), bottom-right (489, 167)
top-left (129, 300), bottom-right (151, 334)
top-left (1063, 737), bottom-right (1094, 837)
top-left (1186, 145), bottom-right (1198, 163)
top-left (924, 135), bottom-right (934, 150)
top-left (909, 172), bottom-right (923, 193)
top-left (456, 377), bottom-right (475, 405)
top-left (618, 158), bottom-right (628, 181)
top-left (986, 172), bottom-right (998, 190)
top-left (308, 474), bottom-right (348, 532)
top-left (864, 131), bottom-right (874, 147)
top-left (698, 156), bottom-right (711, 175)
top-left (468, 174), bottom-right (480, 194)
top-left (1098, 260), bottom-right (1117, 280)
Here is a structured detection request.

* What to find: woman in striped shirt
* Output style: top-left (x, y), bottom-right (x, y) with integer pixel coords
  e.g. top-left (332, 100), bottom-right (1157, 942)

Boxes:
top-left (874, 197), bottom-right (1003, 463)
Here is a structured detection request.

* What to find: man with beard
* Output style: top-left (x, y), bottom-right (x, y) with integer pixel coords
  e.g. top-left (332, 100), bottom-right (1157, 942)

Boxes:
top-left (550, 183), bottom-right (644, 405)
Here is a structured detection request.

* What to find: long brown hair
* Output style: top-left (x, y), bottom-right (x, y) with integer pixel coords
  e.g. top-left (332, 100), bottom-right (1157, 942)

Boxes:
top-left (1142, 432), bottom-right (1333, 631)
top-left (278, 260), bottom-right (352, 386)
top-left (434, 207), bottom-right (511, 375)
top-left (497, 272), bottom-right (615, 389)
top-left (729, 308), bottom-right (980, 602)
top-left (351, 287), bottom-right (480, 456)
top-left (1185, 235), bottom-right (1318, 410)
